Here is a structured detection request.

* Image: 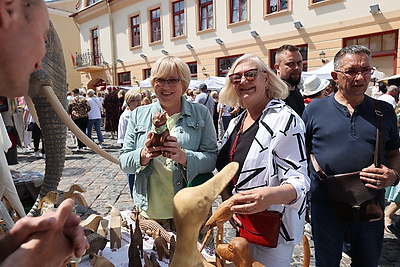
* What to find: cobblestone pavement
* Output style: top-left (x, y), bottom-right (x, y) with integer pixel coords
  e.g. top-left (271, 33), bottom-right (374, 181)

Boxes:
top-left (9, 132), bottom-right (400, 266)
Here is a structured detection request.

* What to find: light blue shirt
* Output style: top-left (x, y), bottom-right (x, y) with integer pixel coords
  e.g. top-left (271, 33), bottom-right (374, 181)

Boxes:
top-left (119, 96), bottom-right (218, 211)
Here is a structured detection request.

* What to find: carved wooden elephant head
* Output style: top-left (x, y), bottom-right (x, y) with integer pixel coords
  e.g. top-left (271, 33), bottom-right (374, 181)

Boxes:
top-left (26, 21), bottom-right (117, 216)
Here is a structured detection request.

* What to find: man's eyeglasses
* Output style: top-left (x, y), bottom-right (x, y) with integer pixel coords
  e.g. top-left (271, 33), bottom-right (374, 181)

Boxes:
top-left (229, 69), bottom-right (262, 84)
top-left (335, 67), bottom-right (373, 78)
top-left (154, 78), bottom-right (181, 86)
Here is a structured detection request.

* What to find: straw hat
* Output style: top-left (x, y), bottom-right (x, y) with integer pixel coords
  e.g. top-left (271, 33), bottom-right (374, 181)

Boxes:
top-left (302, 75), bottom-right (330, 96)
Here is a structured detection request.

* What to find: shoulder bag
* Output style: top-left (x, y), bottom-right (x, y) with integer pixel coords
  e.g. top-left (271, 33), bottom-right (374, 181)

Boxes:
top-left (310, 100), bottom-right (384, 222)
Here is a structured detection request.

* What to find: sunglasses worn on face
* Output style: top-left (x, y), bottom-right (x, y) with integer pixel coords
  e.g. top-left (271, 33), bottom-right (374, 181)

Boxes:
top-left (229, 69), bottom-right (261, 84)
top-left (154, 78), bottom-right (181, 86)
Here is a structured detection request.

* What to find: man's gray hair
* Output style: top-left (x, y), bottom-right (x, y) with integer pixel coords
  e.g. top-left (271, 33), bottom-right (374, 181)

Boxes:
top-left (334, 45), bottom-right (372, 70)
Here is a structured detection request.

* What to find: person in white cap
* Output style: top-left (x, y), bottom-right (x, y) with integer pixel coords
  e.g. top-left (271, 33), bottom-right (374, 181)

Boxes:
top-left (302, 74), bottom-right (330, 105)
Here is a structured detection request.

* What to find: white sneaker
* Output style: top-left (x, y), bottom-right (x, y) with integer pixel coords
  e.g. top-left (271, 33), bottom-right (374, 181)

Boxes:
top-left (77, 147), bottom-right (84, 152)
top-left (99, 144), bottom-right (103, 149)
top-left (34, 151), bottom-right (40, 158)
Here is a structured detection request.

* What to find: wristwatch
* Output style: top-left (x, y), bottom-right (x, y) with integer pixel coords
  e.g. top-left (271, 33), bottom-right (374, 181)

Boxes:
top-left (393, 170), bottom-right (400, 186)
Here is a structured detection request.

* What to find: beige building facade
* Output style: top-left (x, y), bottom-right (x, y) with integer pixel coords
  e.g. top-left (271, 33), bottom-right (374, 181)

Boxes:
top-left (47, 0), bottom-right (82, 90)
top-left (71, 0), bottom-right (400, 89)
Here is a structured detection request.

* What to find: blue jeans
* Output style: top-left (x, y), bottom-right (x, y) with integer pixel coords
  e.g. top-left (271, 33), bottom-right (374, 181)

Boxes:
top-left (86, 119), bottom-right (104, 143)
top-left (311, 201), bottom-right (383, 267)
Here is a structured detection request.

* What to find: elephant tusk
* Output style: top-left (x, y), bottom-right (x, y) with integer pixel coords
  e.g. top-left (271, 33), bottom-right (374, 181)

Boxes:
top-left (24, 96), bottom-right (40, 128)
top-left (42, 86), bottom-right (119, 165)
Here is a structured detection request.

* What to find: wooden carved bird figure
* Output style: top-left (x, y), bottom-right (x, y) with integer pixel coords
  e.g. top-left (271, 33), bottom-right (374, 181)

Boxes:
top-left (169, 162), bottom-right (239, 267)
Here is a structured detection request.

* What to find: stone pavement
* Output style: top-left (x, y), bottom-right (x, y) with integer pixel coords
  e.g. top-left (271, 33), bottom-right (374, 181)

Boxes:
top-left (9, 132), bottom-right (400, 266)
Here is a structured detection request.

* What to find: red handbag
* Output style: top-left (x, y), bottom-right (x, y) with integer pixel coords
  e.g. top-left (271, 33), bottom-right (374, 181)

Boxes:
top-left (237, 210), bottom-right (282, 248)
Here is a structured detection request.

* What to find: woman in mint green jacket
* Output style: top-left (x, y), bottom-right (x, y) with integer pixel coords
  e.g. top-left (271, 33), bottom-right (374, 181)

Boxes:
top-left (119, 56), bottom-right (218, 229)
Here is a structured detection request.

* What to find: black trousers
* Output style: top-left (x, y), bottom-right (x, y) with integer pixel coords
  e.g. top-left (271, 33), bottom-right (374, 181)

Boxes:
top-left (31, 123), bottom-right (44, 154)
top-left (73, 117), bottom-right (88, 149)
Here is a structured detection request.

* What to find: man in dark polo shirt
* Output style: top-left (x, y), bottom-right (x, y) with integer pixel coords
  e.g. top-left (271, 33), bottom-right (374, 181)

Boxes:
top-left (274, 44), bottom-right (305, 116)
top-left (303, 45), bottom-right (400, 267)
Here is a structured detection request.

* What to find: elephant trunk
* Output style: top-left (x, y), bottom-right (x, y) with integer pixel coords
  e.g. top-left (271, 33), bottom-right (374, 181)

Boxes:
top-left (27, 21), bottom-right (67, 216)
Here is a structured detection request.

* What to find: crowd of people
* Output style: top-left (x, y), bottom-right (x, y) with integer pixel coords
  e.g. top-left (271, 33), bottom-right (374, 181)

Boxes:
top-left (1, 2), bottom-right (399, 264)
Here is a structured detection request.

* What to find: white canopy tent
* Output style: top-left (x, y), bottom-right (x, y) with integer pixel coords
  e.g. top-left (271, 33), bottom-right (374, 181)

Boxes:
top-left (189, 76), bottom-right (226, 90)
top-left (301, 61), bottom-right (334, 80)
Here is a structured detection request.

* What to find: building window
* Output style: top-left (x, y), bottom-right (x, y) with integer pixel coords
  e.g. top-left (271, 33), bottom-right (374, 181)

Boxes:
top-left (269, 44), bottom-right (308, 71)
top-left (130, 15), bottom-right (140, 47)
top-left (187, 62), bottom-right (198, 79)
top-left (344, 30), bottom-right (398, 75)
top-left (173, 1), bottom-right (185, 37)
top-left (230, 0), bottom-right (247, 24)
top-left (91, 28), bottom-right (101, 66)
top-left (267, 0), bottom-right (288, 14)
top-left (199, 0), bottom-right (213, 31)
top-left (150, 8), bottom-right (161, 43)
top-left (118, 72), bottom-right (131, 86)
top-left (218, 55), bottom-right (242, 77)
top-left (143, 68), bottom-right (152, 79)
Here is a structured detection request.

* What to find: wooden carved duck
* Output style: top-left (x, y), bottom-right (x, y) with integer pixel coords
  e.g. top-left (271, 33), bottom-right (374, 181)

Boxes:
top-left (169, 162), bottom-right (239, 267)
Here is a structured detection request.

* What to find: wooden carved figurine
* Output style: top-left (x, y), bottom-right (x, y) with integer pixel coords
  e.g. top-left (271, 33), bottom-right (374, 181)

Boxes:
top-left (128, 227), bottom-right (142, 267)
top-left (107, 204), bottom-right (122, 249)
top-left (149, 252), bottom-right (161, 267)
top-left (152, 229), bottom-right (169, 261)
top-left (138, 218), bottom-right (171, 243)
top-left (150, 111), bottom-right (169, 157)
top-left (169, 162), bottom-right (239, 267)
top-left (90, 251), bottom-right (115, 267)
top-left (80, 214), bottom-right (103, 232)
top-left (61, 184), bottom-right (87, 206)
top-left (131, 208), bottom-right (144, 258)
top-left (200, 198), bottom-right (235, 251)
top-left (84, 232), bottom-right (108, 256)
top-left (38, 191), bottom-right (59, 214)
top-left (216, 237), bottom-right (265, 267)
top-left (169, 235), bottom-right (176, 262)
top-left (97, 219), bottom-right (109, 237)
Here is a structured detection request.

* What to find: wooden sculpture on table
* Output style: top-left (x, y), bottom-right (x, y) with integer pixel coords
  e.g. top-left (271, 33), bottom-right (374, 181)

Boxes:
top-left (150, 111), bottom-right (169, 157)
top-left (169, 235), bottom-right (176, 262)
top-left (169, 162), bottom-right (239, 267)
top-left (131, 207), bottom-right (144, 258)
top-left (129, 229), bottom-right (142, 267)
top-left (61, 184), bottom-right (87, 206)
top-left (137, 217), bottom-right (171, 243)
top-left (216, 237), bottom-right (264, 267)
top-left (97, 219), bottom-right (109, 237)
top-left (200, 198), bottom-right (235, 250)
top-left (84, 232), bottom-right (108, 256)
top-left (107, 204), bottom-right (122, 249)
top-left (152, 229), bottom-right (169, 261)
top-left (80, 214), bottom-right (103, 232)
top-left (90, 251), bottom-right (115, 267)
top-left (38, 191), bottom-right (59, 214)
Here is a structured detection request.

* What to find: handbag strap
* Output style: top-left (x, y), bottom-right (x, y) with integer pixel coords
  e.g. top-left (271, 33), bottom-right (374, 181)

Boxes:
top-left (310, 98), bottom-right (383, 179)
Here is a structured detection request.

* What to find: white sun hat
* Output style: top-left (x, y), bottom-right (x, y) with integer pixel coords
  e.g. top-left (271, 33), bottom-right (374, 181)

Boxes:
top-left (302, 74), bottom-right (330, 96)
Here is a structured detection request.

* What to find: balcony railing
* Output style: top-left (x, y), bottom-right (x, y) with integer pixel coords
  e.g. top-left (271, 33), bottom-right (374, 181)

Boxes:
top-left (73, 51), bottom-right (103, 69)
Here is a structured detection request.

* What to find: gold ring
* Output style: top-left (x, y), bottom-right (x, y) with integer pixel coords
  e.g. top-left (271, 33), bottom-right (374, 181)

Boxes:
top-left (376, 180), bottom-right (381, 186)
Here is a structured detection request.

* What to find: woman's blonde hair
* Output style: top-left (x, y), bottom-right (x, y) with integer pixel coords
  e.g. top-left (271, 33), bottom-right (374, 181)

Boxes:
top-left (219, 54), bottom-right (289, 107)
top-left (150, 56), bottom-right (191, 94)
top-left (124, 89), bottom-right (142, 103)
